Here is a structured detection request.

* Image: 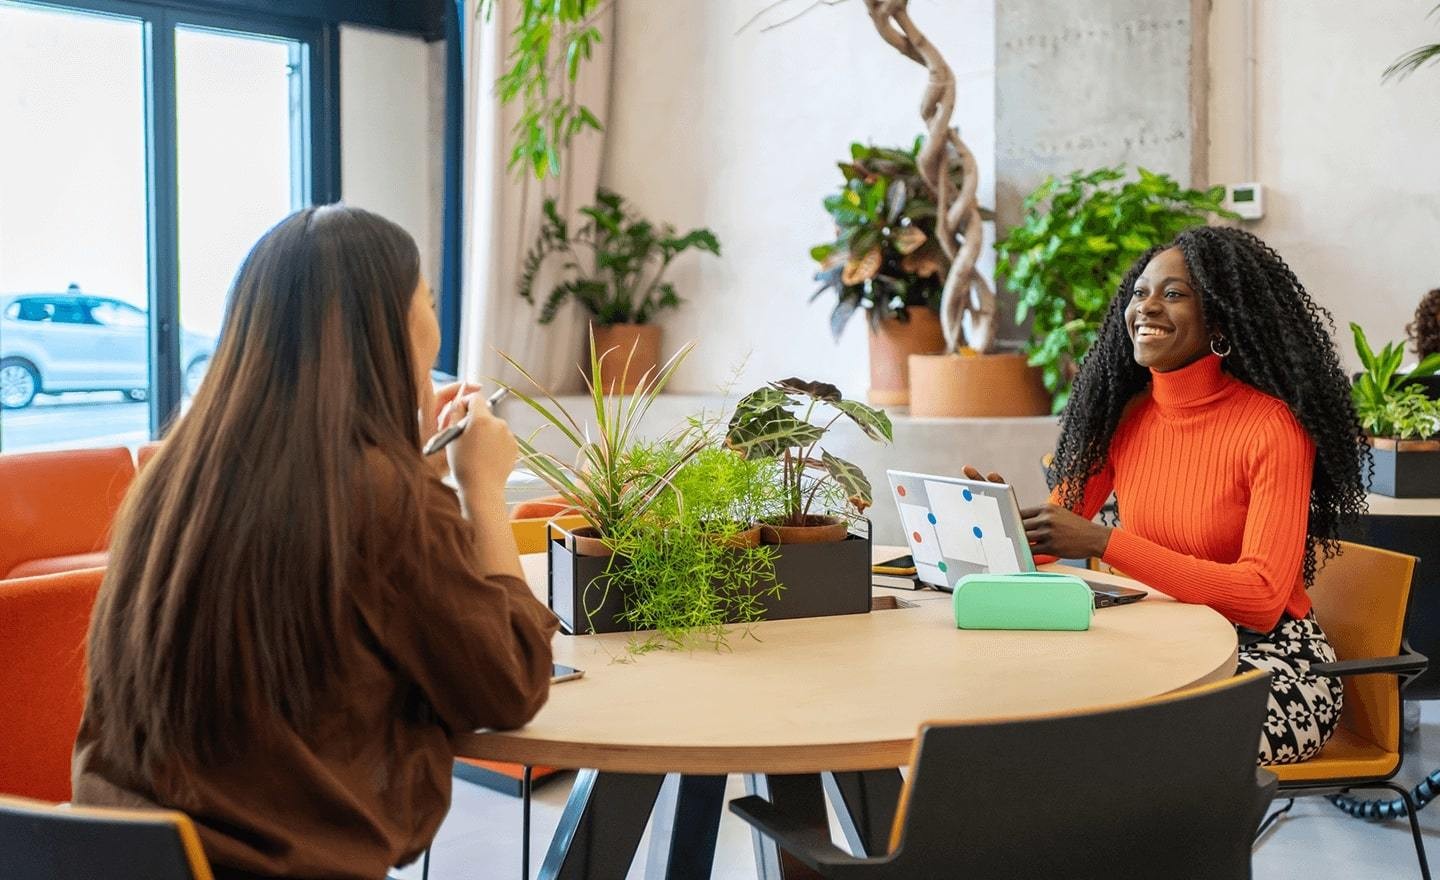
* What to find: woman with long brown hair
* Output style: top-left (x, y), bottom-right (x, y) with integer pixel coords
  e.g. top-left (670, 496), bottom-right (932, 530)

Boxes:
top-left (72, 205), bottom-right (557, 879)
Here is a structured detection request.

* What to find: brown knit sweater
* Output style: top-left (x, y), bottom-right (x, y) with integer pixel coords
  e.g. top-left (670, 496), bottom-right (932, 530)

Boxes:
top-left (72, 450), bottom-right (558, 879)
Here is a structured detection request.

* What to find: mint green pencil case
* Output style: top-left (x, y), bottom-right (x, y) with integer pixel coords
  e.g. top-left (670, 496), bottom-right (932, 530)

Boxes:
top-left (952, 572), bottom-right (1093, 631)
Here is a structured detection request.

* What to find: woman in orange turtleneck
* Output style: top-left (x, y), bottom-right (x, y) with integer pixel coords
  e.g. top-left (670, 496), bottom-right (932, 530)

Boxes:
top-left (988, 226), bottom-right (1368, 764)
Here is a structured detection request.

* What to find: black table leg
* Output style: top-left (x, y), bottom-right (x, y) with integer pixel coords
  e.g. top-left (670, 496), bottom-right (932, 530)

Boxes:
top-left (644, 774), bottom-right (728, 879)
top-left (823, 770), bottom-right (904, 857)
top-left (538, 769), bottom-right (665, 880)
top-left (744, 774), bottom-right (830, 880)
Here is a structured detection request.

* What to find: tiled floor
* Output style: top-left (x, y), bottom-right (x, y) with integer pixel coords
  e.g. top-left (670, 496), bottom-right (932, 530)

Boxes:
top-left (394, 703), bottom-right (1440, 879)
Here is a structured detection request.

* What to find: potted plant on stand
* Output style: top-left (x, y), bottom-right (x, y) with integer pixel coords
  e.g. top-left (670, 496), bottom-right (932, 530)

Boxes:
top-left (1351, 323), bottom-right (1440, 497)
top-left (725, 378), bottom-right (893, 543)
top-left (519, 189), bottom-right (720, 393)
top-left (996, 166), bottom-right (1236, 412)
top-left (810, 138), bottom-right (960, 406)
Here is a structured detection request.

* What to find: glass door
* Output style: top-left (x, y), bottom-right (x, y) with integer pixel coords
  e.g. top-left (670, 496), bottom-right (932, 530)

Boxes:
top-left (0, 0), bottom-right (333, 451)
top-left (175, 25), bottom-right (310, 403)
top-left (0, 1), bottom-right (151, 451)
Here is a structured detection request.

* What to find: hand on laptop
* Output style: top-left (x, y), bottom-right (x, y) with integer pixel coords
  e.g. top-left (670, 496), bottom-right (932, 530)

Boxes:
top-left (961, 465), bottom-right (1112, 560)
top-left (961, 465), bottom-right (1006, 484)
top-left (1018, 505), bottom-right (1113, 560)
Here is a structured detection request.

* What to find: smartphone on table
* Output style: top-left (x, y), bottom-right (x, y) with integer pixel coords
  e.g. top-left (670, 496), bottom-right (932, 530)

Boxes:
top-left (551, 663), bottom-right (584, 684)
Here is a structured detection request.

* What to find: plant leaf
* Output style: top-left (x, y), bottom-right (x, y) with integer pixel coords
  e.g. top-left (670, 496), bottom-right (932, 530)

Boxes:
top-left (831, 399), bottom-right (893, 443)
top-left (771, 378), bottom-right (842, 403)
top-left (724, 406), bottom-right (824, 459)
top-left (820, 450), bottom-right (873, 513)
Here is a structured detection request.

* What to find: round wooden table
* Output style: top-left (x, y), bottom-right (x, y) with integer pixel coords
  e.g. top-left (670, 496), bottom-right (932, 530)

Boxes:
top-left (453, 548), bottom-right (1237, 880)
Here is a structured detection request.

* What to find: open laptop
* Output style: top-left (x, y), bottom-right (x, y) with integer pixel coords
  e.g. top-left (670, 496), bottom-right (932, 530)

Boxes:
top-left (886, 469), bottom-right (1146, 609)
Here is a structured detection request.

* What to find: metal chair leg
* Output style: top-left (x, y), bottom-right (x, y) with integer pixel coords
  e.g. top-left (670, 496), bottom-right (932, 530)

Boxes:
top-left (521, 765), bottom-right (533, 880)
top-left (421, 845), bottom-right (431, 880)
top-left (1383, 782), bottom-right (1432, 880)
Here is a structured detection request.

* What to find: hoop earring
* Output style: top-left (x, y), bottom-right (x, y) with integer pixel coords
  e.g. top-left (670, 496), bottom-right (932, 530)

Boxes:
top-left (1210, 335), bottom-right (1232, 358)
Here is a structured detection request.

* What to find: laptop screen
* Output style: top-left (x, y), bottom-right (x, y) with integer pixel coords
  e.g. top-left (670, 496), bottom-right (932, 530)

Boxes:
top-left (887, 470), bottom-right (1036, 589)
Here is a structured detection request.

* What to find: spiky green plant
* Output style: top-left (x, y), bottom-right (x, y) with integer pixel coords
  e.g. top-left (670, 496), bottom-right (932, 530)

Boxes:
top-left (496, 329), bottom-right (703, 537)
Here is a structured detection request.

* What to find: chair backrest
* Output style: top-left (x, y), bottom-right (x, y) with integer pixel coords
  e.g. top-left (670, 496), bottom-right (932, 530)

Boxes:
top-left (0, 568), bottom-right (105, 802)
top-left (0, 795), bottom-right (213, 880)
top-left (511, 514), bottom-right (589, 555)
top-left (0, 447), bottom-right (134, 578)
top-left (886, 671), bottom-right (1272, 879)
top-left (1306, 540), bottom-right (1417, 754)
top-left (135, 442), bottom-right (163, 470)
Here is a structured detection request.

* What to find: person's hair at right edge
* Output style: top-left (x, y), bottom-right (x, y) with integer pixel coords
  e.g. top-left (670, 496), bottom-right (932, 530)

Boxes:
top-left (1407, 288), bottom-right (1440, 360)
top-left (1048, 225), bottom-right (1369, 586)
top-left (86, 205), bottom-right (430, 780)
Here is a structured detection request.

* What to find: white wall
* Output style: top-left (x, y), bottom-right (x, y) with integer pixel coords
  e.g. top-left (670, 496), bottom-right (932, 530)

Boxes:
top-left (600, 0), bottom-right (996, 395)
top-left (1208, 2), bottom-right (1440, 369)
top-left (340, 25), bottom-right (445, 289)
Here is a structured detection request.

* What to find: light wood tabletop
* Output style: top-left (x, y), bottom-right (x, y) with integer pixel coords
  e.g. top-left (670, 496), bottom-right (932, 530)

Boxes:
top-left (453, 547), bottom-right (1238, 775)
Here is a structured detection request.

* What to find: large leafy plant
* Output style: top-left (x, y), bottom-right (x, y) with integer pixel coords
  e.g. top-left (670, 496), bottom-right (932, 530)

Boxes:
top-left (995, 166), bottom-right (1235, 412)
top-left (1351, 322), bottom-right (1440, 439)
top-left (724, 379), bottom-right (892, 525)
top-left (481, 0), bottom-right (606, 180)
top-left (519, 189), bottom-right (720, 326)
top-left (809, 138), bottom-right (965, 339)
top-left (498, 331), bottom-right (703, 536)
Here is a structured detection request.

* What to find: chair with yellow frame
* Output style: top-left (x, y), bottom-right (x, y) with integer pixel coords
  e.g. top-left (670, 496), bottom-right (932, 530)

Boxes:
top-left (0, 794), bottom-right (214, 880)
top-left (730, 670), bottom-right (1277, 878)
top-left (1258, 541), bottom-right (1430, 878)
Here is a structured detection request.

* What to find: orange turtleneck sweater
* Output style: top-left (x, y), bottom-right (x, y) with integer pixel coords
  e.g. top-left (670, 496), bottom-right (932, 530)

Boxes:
top-left (1061, 354), bottom-right (1315, 632)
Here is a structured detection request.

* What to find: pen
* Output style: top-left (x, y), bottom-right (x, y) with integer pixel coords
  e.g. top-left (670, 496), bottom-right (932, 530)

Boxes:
top-left (422, 386), bottom-right (509, 456)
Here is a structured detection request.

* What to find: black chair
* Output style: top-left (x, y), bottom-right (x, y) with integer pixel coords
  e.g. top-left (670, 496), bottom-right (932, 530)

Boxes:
top-left (731, 670), bottom-right (1276, 879)
top-left (0, 795), bottom-right (213, 880)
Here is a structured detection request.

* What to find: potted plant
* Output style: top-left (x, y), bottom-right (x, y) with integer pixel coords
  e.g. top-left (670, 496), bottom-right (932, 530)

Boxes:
top-left (518, 189), bottom-right (720, 393)
top-left (600, 443), bottom-right (785, 651)
top-left (1351, 323), bottom-right (1440, 497)
top-left (810, 138), bottom-right (960, 405)
top-left (498, 329), bottom-right (704, 556)
top-left (725, 378), bottom-right (893, 544)
top-left (995, 167), bottom-right (1236, 412)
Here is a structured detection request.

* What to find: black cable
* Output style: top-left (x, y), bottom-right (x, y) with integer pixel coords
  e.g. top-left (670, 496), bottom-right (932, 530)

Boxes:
top-left (1328, 768), bottom-right (1440, 820)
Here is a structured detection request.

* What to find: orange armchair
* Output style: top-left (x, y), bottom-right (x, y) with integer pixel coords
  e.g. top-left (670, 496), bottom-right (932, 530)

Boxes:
top-left (0, 567), bottom-right (105, 802)
top-left (0, 447), bottom-right (134, 580)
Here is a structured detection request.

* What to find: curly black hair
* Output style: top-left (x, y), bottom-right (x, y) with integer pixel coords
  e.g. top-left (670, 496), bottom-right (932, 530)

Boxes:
top-left (1407, 288), bottom-right (1440, 359)
top-left (1048, 225), bottom-right (1369, 587)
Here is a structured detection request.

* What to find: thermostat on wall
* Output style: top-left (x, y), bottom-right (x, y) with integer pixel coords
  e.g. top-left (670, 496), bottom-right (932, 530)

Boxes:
top-left (1225, 182), bottom-right (1265, 220)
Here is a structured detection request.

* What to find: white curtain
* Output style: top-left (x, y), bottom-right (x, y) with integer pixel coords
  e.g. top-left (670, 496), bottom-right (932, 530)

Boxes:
top-left (458, 1), bottom-right (615, 393)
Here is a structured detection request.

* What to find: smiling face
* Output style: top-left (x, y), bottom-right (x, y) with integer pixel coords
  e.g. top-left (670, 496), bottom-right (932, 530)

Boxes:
top-left (1124, 247), bottom-right (1213, 372)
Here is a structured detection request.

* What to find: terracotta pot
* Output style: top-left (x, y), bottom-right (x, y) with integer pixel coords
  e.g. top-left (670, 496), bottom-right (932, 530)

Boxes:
top-left (715, 525), bottom-right (762, 549)
top-left (567, 526), bottom-right (614, 558)
top-left (591, 323), bottom-right (661, 395)
top-left (868, 308), bottom-right (945, 406)
top-left (907, 351), bottom-right (1051, 417)
top-left (760, 515), bottom-right (849, 545)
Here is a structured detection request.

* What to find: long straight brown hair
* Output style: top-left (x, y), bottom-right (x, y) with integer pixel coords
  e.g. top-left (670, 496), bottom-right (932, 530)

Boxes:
top-left (87, 205), bottom-right (429, 777)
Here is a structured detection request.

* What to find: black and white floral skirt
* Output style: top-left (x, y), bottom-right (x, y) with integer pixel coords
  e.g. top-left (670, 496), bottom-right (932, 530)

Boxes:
top-left (1235, 611), bottom-right (1344, 765)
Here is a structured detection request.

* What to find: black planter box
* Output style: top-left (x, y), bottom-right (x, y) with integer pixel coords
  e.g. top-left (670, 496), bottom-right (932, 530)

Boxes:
top-left (546, 522), bottom-right (874, 635)
top-left (1369, 445), bottom-right (1440, 498)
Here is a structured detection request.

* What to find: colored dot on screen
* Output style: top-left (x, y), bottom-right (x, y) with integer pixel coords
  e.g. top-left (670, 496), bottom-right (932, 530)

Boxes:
top-left (973, 526), bottom-right (983, 539)
top-left (938, 561), bottom-right (948, 573)
top-left (927, 513), bottom-right (937, 525)
top-left (912, 531), bottom-right (923, 543)
top-left (962, 489), bottom-right (973, 501)
top-left (897, 485), bottom-right (907, 497)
